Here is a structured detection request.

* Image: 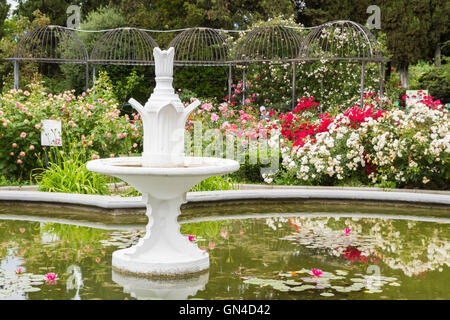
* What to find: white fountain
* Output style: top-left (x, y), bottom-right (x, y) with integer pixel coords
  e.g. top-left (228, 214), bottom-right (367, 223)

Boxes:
top-left (87, 47), bottom-right (239, 276)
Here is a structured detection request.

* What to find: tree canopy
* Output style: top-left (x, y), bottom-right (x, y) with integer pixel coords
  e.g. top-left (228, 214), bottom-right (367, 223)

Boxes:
top-left (0, 0), bottom-right (10, 37)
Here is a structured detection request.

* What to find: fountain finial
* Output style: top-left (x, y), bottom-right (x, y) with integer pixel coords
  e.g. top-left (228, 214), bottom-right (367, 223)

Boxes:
top-left (128, 47), bottom-right (200, 167)
top-left (154, 47), bottom-right (174, 78)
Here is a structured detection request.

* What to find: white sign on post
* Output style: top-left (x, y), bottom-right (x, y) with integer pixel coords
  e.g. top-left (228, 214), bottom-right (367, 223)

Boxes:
top-left (41, 120), bottom-right (62, 147)
top-left (405, 90), bottom-right (429, 108)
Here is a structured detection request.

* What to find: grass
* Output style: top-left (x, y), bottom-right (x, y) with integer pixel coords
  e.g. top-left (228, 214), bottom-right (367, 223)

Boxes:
top-left (33, 150), bottom-right (110, 195)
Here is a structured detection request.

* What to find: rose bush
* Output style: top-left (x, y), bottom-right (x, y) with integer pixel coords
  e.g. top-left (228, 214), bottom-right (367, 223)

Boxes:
top-left (264, 94), bottom-right (449, 188)
top-left (0, 72), bottom-right (142, 181)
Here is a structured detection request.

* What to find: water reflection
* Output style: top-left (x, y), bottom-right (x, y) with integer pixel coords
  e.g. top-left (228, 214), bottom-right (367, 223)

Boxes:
top-left (0, 208), bottom-right (449, 300)
top-left (112, 270), bottom-right (209, 300)
top-left (65, 265), bottom-right (84, 300)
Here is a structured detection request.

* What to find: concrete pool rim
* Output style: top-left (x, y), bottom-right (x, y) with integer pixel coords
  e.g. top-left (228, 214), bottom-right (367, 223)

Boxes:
top-left (0, 188), bottom-right (448, 214)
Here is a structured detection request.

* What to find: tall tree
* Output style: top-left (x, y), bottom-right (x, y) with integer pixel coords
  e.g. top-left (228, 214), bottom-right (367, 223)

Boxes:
top-left (296, 0), bottom-right (371, 26)
top-left (380, 0), bottom-right (449, 88)
top-left (15, 0), bottom-right (111, 26)
top-left (0, 0), bottom-right (10, 37)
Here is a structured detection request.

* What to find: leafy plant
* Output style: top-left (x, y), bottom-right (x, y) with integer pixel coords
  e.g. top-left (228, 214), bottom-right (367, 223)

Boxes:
top-left (34, 148), bottom-right (110, 195)
top-left (190, 175), bottom-right (237, 192)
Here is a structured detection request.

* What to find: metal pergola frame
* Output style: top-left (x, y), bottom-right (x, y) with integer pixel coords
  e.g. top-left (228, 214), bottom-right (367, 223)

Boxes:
top-left (6, 25), bottom-right (90, 90)
top-left (297, 20), bottom-right (388, 108)
top-left (7, 21), bottom-right (387, 109)
top-left (89, 27), bottom-right (159, 86)
top-left (167, 27), bottom-right (233, 101)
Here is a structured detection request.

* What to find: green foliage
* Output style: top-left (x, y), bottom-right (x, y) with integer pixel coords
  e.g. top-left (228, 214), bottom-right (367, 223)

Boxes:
top-left (112, 69), bottom-right (144, 105)
top-left (296, 0), bottom-right (371, 26)
top-left (0, 10), bottom-right (50, 92)
top-left (177, 88), bottom-right (198, 104)
top-left (0, 72), bottom-right (142, 181)
top-left (190, 175), bottom-right (237, 192)
top-left (15, 0), bottom-right (111, 26)
top-left (174, 66), bottom-right (228, 100)
top-left (34, 148), bottom-right (110, 195)
top-left (229, 152), bottom-right (272, 184)
top-left (379, 0), bottom-right (450, 87)
top-left (0, 0), bottom-right (10, 38)
top-left (0, 175), bottom-right (32, 186)
top-left (411, 58), bottom-right (450, 103)
top-left (58, 5), bottom-right (129, 94)
top-left (78, 5), bottom-right (127, 51)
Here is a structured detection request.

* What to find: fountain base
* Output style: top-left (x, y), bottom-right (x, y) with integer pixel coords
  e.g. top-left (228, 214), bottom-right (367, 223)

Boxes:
top-left (112, 249), bottom-right (210, 277)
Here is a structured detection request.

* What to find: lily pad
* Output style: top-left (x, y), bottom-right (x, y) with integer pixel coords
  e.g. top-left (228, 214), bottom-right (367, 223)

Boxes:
top-left (320, 292), bottom-right (335, 297)
top-left (350, 278), bottom-right (365, 282)
top-left (284, 280), bottom-right (301, 286)
top-left (389, 282), bottom-right (401, 287)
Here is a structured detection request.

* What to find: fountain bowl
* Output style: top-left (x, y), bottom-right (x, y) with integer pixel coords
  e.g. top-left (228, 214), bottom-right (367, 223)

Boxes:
top-left (87, 156), bottom-right (239, 276)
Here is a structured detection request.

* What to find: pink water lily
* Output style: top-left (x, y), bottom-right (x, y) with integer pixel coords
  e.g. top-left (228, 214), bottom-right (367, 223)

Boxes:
top-left (15, 268), bottom-right (24, 274)
top-left (45, 272), bottom-right (57, 281)
top-left (220, 229), bottom-right (228, 239)
top-left (312, 268), bottom-right (323, 277)
top-left (186, 235), bottom-right (195, 242)
top-left (344, 228), bottom-right (352, 235)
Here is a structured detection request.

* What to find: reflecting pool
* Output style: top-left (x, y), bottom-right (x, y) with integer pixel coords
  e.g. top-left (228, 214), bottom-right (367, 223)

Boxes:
top-left (0, 203), bottom-right (449, 300)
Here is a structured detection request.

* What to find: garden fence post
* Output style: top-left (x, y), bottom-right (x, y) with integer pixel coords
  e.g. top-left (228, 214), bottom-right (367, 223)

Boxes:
top-left (242, 67), bottom-right (246, 105)
top-left (292, 62), bottom-right (296, 110)
top-left (92, 65), bottom-right (96, 88)
top-left (13, 60), bottom-right (19, 90)
top-left (360, 61), bottom-right (366, 107)
top-left (379, 61), bottom-right (384, 98)
top-left (228, 64), bottom-right (232, 103)
top-left (85, 63), bottom-right (89, 91)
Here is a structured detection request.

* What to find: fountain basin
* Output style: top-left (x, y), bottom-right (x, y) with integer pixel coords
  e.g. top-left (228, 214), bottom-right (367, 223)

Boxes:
top-left (86, 156), bottom-right (239, 276)
top-left (87, 156), bottom-right (239, 200)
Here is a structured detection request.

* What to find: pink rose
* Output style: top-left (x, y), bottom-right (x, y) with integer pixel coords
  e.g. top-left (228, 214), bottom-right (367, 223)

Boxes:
top-left (211, 113), bottom-right (219, 122)
top-left (20, 132), bottom-right (26, 138)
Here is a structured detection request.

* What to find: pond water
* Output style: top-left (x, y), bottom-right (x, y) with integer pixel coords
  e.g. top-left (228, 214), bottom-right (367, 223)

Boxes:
top-left (0, 203), bottom-right (449, 300)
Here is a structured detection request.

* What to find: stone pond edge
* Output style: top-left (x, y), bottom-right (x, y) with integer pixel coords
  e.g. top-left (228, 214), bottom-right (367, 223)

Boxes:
top-left (0, 188), bottom-right (448, 212)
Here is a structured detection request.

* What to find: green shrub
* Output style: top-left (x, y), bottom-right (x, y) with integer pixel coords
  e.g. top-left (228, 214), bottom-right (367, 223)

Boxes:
top-left (0, 72), bottom-right (142, 181)
top-left (190, 175), bottom-right (237, 192)
top-left (412, 58), bottom-right (450, 103)
top-left (34, 149), bottom-right (110, 195)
